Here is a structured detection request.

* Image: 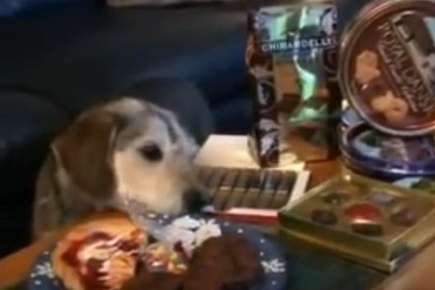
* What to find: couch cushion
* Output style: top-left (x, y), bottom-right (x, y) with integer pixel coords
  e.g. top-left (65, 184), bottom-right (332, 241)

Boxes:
top-left (0, 91), bottom-right (68, 201)
top-left (0, 91), bottom-right (68, 255)
top-left (0, 4), bottom-right (247, 113)
top-left (0, 0), bottom-right (87, 17)
top-left (106, 0), bottom-right (237, 7)
top-left (213, 90), bottom-right (252, 134)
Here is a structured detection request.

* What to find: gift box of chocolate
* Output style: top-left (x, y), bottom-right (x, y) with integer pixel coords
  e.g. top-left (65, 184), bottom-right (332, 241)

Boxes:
top-left (279, 171), bottom-right (435, 272)
top-left (246, 1), bottom-right (342, 168)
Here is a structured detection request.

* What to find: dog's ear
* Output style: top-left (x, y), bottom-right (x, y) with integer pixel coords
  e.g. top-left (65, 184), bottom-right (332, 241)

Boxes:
top-left (51, 110), bottom-right (121, 200)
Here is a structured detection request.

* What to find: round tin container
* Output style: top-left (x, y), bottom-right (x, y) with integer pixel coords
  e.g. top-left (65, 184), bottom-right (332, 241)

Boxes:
top-left (339, 0), bottom-right (435, 136)
top-left (340, 124), bottom-right (435, 180)
top-left (342, 107), bottom-right (365, 128)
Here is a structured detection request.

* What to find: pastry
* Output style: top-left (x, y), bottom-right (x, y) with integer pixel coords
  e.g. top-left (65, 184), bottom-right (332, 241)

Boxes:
top-left (52, 214), bottom-right (147, 290)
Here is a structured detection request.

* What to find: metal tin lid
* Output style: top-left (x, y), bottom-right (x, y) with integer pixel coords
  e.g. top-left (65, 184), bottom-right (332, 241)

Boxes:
top-left (342, 107), bottom-right (365, 128)
top-left (339, 0), bottom-right (435, 136)
top-left (340, 124), bottom-right (435, 178)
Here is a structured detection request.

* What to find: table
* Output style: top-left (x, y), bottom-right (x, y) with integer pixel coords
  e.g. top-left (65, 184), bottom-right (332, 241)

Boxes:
top-left (1, 160), bottom-right (434, 290)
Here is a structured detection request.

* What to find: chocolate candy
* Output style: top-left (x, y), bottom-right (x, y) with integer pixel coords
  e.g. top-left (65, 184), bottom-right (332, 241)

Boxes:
top-left (351, 221), bottom-right (383, 237)
top-left (391, 206), bottom-right (418, 227)
top-left (213, 170), bottom-right (240, 210)
top-left (345, 201), bottom-right (384, 236)
top-left (310, 209), bottom-right (338, 226)
top-left (322, 192), bottom-right (350, 206)
top-left (369, 192), bottom-right (398, 207)
top-left (200, 166), bottom-right (298, 211)
top-left (345, 203), bottom-right (383, 223)
top-left (346, 202), bottom-right (384, 235)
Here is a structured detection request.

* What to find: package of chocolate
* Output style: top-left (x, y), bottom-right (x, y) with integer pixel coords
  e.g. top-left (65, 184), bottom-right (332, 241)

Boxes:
top-left (247, 1), bottom-right (341, 167)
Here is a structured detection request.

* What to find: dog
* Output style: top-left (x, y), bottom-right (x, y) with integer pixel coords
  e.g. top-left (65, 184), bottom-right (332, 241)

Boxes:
top-left (32, 97), bottom-right (208, 240)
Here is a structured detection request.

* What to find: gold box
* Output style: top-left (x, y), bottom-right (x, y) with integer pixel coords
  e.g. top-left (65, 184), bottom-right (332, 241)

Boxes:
top-left (279, 172), bottom-right (435, 272)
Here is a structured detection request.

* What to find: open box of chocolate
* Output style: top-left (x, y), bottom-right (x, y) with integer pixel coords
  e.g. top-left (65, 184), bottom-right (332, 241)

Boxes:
top-left (279, 171), bottom-right (435, 272)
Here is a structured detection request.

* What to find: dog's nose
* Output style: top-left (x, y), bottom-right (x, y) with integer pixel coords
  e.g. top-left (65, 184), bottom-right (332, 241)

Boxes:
top-left (184, 190), bottom-right (210, 213)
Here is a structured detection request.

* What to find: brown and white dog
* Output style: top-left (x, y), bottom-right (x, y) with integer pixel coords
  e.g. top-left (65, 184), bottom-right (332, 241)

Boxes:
top-left (32, 97), bottom-right (208, 240)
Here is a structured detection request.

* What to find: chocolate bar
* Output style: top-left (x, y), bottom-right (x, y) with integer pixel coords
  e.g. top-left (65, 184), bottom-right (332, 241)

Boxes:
top-left (199, 166), bottom-right (310, 222)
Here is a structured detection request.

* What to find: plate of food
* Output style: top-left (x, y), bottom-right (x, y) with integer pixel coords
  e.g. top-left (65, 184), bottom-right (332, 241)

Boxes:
top-left (27, 212), bottom-right (288, 290)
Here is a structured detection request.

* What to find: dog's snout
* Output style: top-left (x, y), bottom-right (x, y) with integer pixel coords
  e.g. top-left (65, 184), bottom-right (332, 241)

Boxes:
top-left (184, 190), bottom-right (209, 212)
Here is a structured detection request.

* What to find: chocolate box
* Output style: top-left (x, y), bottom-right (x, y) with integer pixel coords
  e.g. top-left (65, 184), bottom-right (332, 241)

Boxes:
top-left (246, 1), bottom-right (342, 168)
top-left (279, 170), bottom-right (435, 272)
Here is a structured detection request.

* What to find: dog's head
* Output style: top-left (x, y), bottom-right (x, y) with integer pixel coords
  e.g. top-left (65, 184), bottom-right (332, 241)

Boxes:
top-left (51, 98), bottom-right (207, 215)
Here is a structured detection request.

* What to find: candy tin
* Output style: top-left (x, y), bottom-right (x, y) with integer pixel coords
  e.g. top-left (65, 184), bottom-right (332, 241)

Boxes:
top-left (279, 172), bottom-right (435, 272)
top-left (394, 177), bottom-right (435, 195)
top-left (339, 0), bottom-right (435, 136)
top-left (342, 107), bottom-right (365, 128)
top-left (340, 123), bottom-right (435, 180)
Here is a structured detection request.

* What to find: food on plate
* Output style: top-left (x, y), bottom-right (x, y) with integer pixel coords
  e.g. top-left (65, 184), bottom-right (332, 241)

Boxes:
top-left (183, 235), bottom-right (263, 290)
top-left (51, 213), bottom-right (264, 290)
top-left (121, 235), bottom-right (263, 290)
top-left (52, 214), bottom-right (147, 290)
top-left (142, 243), bottom-right (188, 274)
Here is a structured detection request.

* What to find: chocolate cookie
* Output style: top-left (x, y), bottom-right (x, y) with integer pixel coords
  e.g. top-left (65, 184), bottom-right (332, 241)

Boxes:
top-left (184, 235), bottom-right (263, 290)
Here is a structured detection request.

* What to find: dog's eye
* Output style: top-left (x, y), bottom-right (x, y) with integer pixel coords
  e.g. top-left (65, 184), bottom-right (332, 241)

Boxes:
top-left (139, 144), bottom-right (163, 162)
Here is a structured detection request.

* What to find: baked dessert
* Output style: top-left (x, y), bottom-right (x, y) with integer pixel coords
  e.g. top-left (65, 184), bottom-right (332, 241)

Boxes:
top-left (52, 214), bottom-right (147, 290)
top-left (184, 235), bottom-right (263, 290)
top-left (121, 235), bottom-right (263, 290)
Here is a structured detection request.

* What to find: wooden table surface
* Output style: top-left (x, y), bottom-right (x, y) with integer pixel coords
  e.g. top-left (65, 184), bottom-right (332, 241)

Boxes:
top-left (1, 160), bottom-right (434, 290)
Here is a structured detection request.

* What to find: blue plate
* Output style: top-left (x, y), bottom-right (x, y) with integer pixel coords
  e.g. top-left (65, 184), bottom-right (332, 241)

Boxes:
top-left (27, 215), bottom-right (289, 290)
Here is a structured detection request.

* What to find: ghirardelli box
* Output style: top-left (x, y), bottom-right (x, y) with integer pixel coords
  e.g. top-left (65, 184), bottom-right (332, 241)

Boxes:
top-left (247, 1), bottom-right (341, 167)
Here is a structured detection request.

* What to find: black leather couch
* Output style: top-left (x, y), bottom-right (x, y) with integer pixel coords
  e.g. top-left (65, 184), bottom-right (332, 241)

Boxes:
top-left (0, 1), bottom-right (251, 256)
